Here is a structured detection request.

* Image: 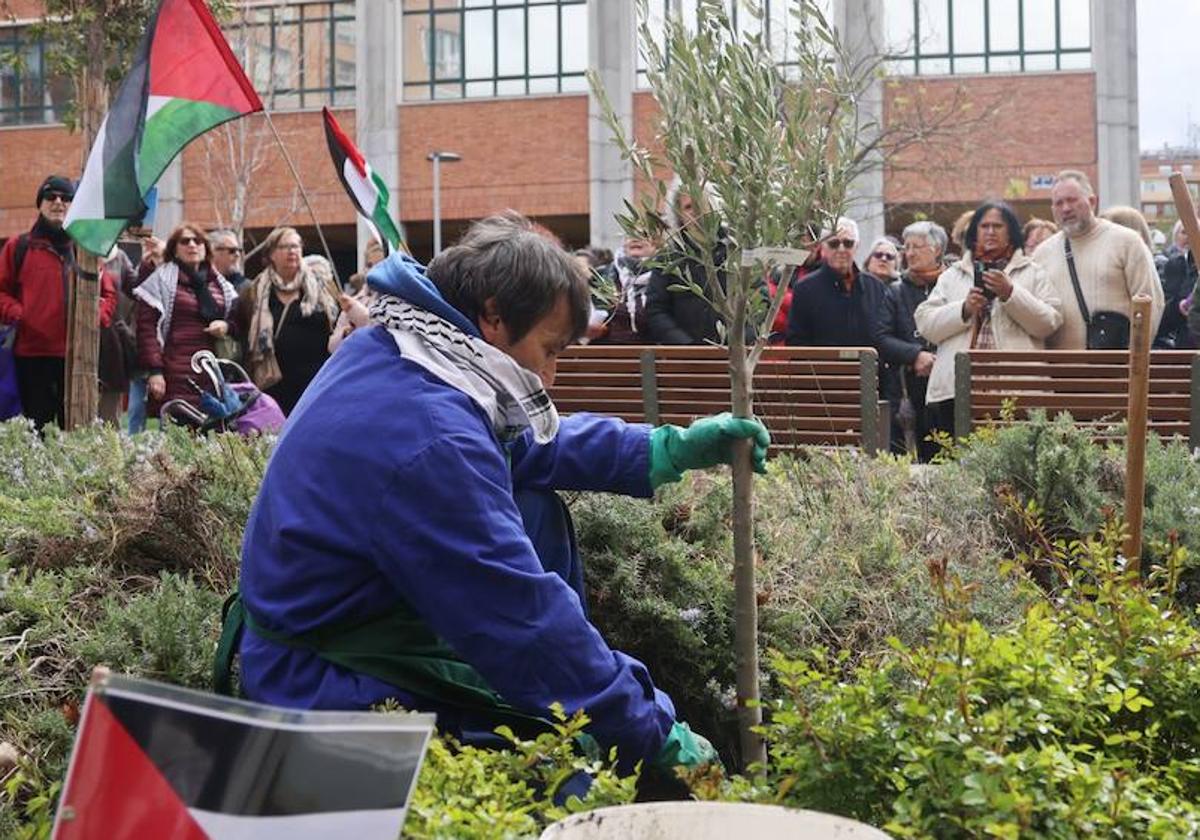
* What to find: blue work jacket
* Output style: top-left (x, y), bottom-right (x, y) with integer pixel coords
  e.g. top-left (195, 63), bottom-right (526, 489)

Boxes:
top-left (239, 256), bottom-right (674, 765)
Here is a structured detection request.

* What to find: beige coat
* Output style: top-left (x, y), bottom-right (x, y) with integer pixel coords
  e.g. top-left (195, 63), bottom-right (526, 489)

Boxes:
top-left (915, 250), bottom-right (1064, 404)
top-left (1031, 219), bottom-right (1163, 349)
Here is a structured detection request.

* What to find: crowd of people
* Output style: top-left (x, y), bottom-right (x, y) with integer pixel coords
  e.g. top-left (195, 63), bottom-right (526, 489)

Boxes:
top-left (0, 175), bottom-right (392, 434)
top-left (580, 169), bottom-right (1171, 460)
top-left (0, 169), bottom-right (1187, 461)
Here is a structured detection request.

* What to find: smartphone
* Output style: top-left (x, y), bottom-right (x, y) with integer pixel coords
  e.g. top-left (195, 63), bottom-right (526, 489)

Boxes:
top-left (973, 260), bottom-right (997, 300)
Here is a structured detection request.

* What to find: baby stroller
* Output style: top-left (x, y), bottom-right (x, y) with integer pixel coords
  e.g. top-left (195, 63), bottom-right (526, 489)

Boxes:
top-left (161, 350), bottom-right (285, 435)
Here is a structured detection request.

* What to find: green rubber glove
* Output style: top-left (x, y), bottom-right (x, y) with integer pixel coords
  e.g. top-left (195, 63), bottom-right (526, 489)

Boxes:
top-left (649, 412), bottom-right (771, 489)
top-left (652, 721), bottom-right (719, 770)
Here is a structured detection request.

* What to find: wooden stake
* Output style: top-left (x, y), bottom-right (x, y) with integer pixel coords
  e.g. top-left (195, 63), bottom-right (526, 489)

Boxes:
top-left (1123, 294), bottom-right (1153, 573)
top-left (65, 253), bottom-right (101, 430)
top-left (1168, 173), bottom-right (1200, 246)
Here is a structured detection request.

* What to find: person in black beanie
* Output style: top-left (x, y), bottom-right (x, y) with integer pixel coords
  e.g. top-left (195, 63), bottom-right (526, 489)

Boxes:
top-left (0, 174), bottom-right (117, 429)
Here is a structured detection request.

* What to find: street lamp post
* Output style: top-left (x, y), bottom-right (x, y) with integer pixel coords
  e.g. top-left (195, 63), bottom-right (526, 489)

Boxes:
top-left (427, 151), bottom-right (462, 256)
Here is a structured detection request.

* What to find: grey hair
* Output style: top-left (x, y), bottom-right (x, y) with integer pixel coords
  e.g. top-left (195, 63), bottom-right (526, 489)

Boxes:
top-left (303, 254), bottom-right (333, 286)
top-left (428, 211), bottom-right (590, 343)
top-left (664, 176), bottom-right (723, 230)
top-left (867, 236), bottom-right (897, 255)
top-left (901, 220), bottom-right (948, 254)
top-left (207, 228), bottom-right (238, 246)
top-left (819, 216), bottom-right (860, 242)
top-left (1054, 169), bottom-right (1095, 197)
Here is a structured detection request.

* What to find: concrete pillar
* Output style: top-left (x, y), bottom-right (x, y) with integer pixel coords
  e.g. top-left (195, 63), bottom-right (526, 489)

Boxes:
top-left (153, 157), bottom-right (184, 238)
top-left (356, 0), bottom-right (401, 270)
top-left (834, 0), bottom-right (886, 255)
top-left (587, 0), bottom-right (637, 253)
top-left (1092, 0), bottom-right (1139, 208)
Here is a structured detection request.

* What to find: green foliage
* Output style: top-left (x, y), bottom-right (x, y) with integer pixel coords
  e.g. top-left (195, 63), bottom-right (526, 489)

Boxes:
top-left (404, 706), bottom-right (637, 839)
top-left (694, 527), bottom-right (1200, 837)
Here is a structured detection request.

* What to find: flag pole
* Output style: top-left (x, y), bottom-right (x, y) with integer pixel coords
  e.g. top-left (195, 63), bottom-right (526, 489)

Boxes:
top-left (262, 110), bottom-right (343, 296)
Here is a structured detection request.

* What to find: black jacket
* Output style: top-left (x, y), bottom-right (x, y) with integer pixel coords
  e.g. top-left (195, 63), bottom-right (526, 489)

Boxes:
top-left (876, 274), bottom-right (936, 397)
top-left (785, 262), bottom-right (887, 348)
top-left (1160, 252), bottom-right (1195, 348)
top-left (645, 243), bottom-right (727, 345)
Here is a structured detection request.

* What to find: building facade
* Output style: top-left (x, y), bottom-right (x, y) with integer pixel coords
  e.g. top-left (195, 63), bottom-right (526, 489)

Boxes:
top-left (0, 0), bottom-right (1137, 270)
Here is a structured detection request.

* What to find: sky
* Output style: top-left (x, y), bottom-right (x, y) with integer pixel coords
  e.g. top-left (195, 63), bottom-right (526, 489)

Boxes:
top-left (1137, 0), bottom-right (1200, 151)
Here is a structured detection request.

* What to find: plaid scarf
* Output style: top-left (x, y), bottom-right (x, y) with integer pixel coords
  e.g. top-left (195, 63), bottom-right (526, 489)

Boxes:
top-left (370, 294), bottom-right (559, 444)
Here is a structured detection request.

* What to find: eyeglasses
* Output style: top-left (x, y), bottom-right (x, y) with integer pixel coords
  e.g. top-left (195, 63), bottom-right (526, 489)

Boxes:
top-left (43, 192), bottom-right (72, 204)
top-left (274, 243), bottom-right (303, 252)
top-left (870, 251), bottom-right (897, 262)
top-left (215, 245), bottom-right (243, 254)
top-left (178, 236), bottom-right (205, 246)
top-left (825, 238), bottom-right (857, 250)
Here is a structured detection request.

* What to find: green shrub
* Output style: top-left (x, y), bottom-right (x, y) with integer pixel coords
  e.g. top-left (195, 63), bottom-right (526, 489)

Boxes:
top-left (697, 523), bottom-right (1200, 837)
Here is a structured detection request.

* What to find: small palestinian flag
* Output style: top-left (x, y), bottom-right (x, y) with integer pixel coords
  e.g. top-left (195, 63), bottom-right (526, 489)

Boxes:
top-left (65, 0), bottom-right (263, 256)
top-left (323, 106), bottom-right (404, 256)
top-left (53, 673), bottom-right (434, 840)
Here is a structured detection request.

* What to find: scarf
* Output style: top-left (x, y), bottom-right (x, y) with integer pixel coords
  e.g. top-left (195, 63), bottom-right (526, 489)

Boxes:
top-left (369, 294), bottom-right (559, 444)
top-left (132, 261), bottom-right (236, 351)
top-left (972, 243), bottom-right (1014, 268)
top-left (906, 266), bottom-right (941, 286)
top-left (247, 265), bottom-right (338, 363)
top-left (179, 262), bottom-right (222, 323)
top-left (32, 216), bottom-right (74, 262)
top-left (614, 254), bottom-right (651, 333)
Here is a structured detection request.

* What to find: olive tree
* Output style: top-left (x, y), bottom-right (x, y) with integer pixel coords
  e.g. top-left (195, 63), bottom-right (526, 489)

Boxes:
top-left (590, 0), bottom-right (869, 766)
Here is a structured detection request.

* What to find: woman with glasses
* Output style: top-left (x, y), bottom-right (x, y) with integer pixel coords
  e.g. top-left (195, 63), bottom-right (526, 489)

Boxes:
top-left (864, 236), bottom-right (901, 282)
top-left (237, 226), bottom-right (339, 416)
top-left (132, 222), bottom-right (239, 422)
top-left (914, 202), bottom-right (1063, 439)
top-left (875, 221), bottom-right (947, 460)
top-left (786, 217), bottom-right (888, 348)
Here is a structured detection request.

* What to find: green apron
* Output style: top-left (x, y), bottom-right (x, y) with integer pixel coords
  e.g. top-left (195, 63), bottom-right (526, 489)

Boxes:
top-left (213, 591), bottom-right (550, 734)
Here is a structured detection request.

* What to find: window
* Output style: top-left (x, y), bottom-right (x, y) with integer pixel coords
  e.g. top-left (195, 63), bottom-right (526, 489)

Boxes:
top-left (884, 0), bottom-right (1091, 76)
top-left (637, 0), bottom-right (834, 87)
top-left (225, 2), bottom-right (355, 110)
top-left (402, 1), bottom-right (588, 101)
top-left (0, 27), bottom-right (72, 126)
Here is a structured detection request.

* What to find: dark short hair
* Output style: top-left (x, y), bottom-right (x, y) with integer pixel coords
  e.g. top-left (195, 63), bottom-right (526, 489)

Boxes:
top-left (964, 201), bottom-right (1024, 253)
top-left (428, 211), bottom-right (590, 344)
top-left (164, 221), bottom-right (214, 270)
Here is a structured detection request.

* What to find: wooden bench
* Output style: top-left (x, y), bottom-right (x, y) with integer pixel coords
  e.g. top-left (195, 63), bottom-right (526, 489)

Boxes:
top-left (953, 349), bottom-right (1200, 448)
top-left (549, 345), bottom-right (888, 453)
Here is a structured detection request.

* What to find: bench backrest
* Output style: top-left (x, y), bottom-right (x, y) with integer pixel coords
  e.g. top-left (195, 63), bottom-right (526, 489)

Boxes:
top-left (550, 345), bottom-right (885, 452)
top-left (953, 349), bottom-right (1200, 447)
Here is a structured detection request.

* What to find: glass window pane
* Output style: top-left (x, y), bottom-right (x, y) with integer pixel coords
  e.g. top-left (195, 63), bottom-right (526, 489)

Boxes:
top-left (1059, 51), bottom-right (1091, 69)
top-left (990, 54), bottom-right (1020, 73)
top-left (987, 0), bottom-right (1020, 52)
top-left (1023, 53), bottom-right (1055, 71)
top-left (464, 9), bottom-right (493, 79)
top-left (497, 77), bottom-right (525, 96)
top-left (432, 12), bottom-right (462, 81)
top-left (404, 0), bottom-right (432, 10)
top-left (954, 56), bottom-right (985, 74)
top-left (465, 80), bottom-right (493, 97)
top-left (404, 82), bottom-right (431, 101)
top-left (496, 7), bottom-right (525, 77)
top-left (434, 82), bottom-right (463, 99)
top-left (1022, 0), bottom-right (1055, 52)
top-left (883, 0), bottom-right (914, 55)
top-left (919, 0), bottom-right (949, 55)
top-left (886, 58), bottom-right (916, 76)
top-left (403, 14), bottom-right (431, 84)
top-left (1059, 0), bottom-right (1090, 49)
top-left (917, 57), bottom-right (951, 75)
top-left (951, 0), bottom-right (985, 54)
top-left (560, 74), bottom-right (587, 93)
top-left (302, 18), bottom-right (329, 91)
top-left (527, 5), bottom-right (557, 75)
top-left (560, 3), bottom-right (587, 74)
top-left (528, 76), bottom-right (557, 94)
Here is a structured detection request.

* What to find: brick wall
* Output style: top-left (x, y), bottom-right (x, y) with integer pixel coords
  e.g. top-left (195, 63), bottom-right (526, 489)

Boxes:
top-left (883, 71), bottom-right (1098, 207)
top-left (0, 124), bottom-right (79, 237)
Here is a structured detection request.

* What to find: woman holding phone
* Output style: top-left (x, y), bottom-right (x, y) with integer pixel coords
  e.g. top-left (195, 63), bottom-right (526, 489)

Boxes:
top-left (914, 201), bottom-right (1064, 438)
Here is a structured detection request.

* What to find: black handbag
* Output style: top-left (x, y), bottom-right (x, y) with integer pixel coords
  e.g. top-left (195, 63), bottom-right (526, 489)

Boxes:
top-left (1064, 237), bottom-right (1131, 350)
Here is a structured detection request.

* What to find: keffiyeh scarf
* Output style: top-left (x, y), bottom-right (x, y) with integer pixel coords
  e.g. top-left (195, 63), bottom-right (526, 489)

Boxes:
top-left (370, 294), bottom-right (559, 444)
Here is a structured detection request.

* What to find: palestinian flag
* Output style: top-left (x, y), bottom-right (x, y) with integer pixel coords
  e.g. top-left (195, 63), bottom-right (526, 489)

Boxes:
top-left (65, 0), bottom-right (263, 256)
top-left (323, 107), bottom-right (404, 256)
top-left (53, 674), bottom-right (434, 839)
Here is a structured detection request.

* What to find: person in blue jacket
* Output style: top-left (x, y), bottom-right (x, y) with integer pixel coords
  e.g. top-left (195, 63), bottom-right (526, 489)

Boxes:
top-left (217, 212), bottom-right (770, 776)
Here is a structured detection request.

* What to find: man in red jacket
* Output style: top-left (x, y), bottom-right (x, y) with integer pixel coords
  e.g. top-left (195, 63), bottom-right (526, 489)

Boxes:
top-left (0, 175), bottom-right (117, 429)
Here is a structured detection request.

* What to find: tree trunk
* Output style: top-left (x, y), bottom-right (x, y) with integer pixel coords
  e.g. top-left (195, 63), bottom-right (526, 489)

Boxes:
top-left (65, 16), bottom-right (108, 430)
top-left (727, 265), bottom-right (765, 768)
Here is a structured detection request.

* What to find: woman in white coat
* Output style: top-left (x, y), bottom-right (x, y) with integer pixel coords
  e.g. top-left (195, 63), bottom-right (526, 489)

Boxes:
top-left (915, 201), bottom-right (1064, 437)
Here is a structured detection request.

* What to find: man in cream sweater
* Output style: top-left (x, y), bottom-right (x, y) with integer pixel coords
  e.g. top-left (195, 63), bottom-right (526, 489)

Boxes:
top-left (1033, 170), bottom-right (1163, 349)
